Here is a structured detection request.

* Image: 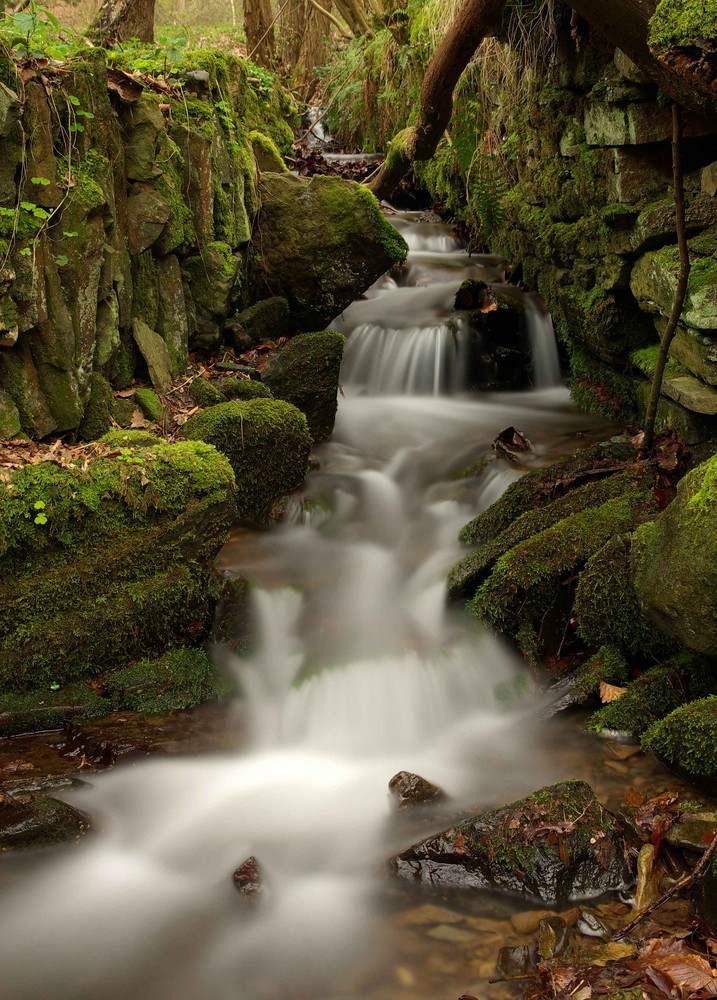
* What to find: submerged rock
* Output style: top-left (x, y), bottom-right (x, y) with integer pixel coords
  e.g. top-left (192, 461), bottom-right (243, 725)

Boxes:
top-left (0, 793), bottom-right (90, 851)
top-left (250, 173), bottom-right (408, 330)
top-left (388, 771), bottom-right (447, 811)
top-left (263, 331), bottom-right (345, 442)
top-left (390, 780), bottom-right (633, 905)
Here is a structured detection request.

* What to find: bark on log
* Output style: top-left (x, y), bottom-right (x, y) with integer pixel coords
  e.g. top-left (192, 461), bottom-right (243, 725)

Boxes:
top-left (91, 0), bottom-right (156, 44)
top-left (368, 0), bottom-right (508, 201)
top-left (244, 0), bottom-right (276, 68)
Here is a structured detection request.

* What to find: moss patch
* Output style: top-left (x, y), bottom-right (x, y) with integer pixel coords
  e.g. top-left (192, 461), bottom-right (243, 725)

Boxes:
top-left (642, 696), bottom-right (717, 776)
top-left (100, 648), bottom-right (231, 714)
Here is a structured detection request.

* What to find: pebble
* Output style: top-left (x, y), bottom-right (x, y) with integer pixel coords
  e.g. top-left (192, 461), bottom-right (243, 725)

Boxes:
top-left (394, 965), bottom-right (415, 987)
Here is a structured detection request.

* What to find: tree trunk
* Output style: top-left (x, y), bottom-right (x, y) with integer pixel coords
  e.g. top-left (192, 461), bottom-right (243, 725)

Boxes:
top-left (244, 0), bottom-right (276, 66)
top-left (278, 0), bottom-right (335, 99)
top-left (368, 0), bottom-right (507, 201)
top-left (91, 0), bottom-right (156, 44)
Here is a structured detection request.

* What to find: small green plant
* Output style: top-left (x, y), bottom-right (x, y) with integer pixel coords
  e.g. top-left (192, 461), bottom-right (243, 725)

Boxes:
top-left (24, 499), bottom-right (48, 525)
top-left (0, 1), bottom-right (74, 62)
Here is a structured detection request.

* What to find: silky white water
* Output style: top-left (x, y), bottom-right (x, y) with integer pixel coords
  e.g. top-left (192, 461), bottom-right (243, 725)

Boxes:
top-left (0, 215), bottom-right (614, 1000)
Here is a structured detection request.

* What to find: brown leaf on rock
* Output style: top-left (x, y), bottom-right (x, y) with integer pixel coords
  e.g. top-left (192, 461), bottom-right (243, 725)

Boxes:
top-left (130, 409), bottom-right (146, 428)
top-left (600, 681), bottom-right (628, 703)
top-left (622, 787), bottom-right (646, 809)
top-left (106, 68), bottom-right (143, 102)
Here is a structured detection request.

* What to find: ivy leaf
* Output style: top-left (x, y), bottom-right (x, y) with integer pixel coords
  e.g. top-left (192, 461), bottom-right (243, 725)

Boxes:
top-left (31, 176), bottom-right (51, 186)
top-left (55, 254), bottom-right (69, 267)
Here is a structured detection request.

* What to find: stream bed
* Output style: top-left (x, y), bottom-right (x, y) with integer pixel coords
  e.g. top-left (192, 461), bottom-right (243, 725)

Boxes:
top-left (0, 215), bottom-right (694, 1000)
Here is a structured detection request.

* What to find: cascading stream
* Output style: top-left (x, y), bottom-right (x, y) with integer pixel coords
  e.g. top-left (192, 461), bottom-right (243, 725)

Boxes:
top-left (0, 212), bottom-right (614, 1000)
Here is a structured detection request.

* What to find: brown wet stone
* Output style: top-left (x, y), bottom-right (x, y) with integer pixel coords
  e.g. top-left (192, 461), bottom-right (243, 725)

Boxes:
top-left (393, 903), bottom-right (465, 926)
top-left (510, 908), bottom-right (557, 934)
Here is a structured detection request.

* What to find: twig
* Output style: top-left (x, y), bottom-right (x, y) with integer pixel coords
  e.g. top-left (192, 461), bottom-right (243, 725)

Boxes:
top-left (642, 103), bottom-right (690, 452)
top-left (615, 826), bottom-right (717, 939)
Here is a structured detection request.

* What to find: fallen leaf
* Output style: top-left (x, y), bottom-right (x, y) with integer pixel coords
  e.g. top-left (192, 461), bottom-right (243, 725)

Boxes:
top-left (130, 409), bottom-right (146, 428)
top-left (600, 681), bottom-right (627, 703)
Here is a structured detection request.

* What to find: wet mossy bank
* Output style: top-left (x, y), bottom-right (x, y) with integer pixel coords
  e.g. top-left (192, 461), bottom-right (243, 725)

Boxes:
top-left (323, 4), bottom-right (717, 441)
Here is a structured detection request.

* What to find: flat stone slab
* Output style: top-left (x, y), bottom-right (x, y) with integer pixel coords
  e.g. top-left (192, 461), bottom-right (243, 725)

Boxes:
top-left (662, 373), bottom-right (717, 414)
top-left (132, 318), bottom-right (173, 395)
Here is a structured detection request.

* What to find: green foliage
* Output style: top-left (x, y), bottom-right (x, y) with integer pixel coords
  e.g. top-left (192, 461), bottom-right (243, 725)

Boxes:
top-left (574, 646), bottom-right (629, 700)
top-left (649, 0), bottom-right (717, 48)
top-left (0, 1), bottom-right (72, 61)
top-left (101, 648), bottom-right (231, 713)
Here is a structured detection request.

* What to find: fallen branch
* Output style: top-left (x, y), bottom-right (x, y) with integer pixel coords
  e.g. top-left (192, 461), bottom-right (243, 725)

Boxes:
top-left (615, 826), bottom-right (717, 940)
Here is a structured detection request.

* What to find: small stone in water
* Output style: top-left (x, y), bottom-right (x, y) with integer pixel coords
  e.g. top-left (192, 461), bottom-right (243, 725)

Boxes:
top-left (426, 924), bottom-right (475, 943)
top-left (232, 856), bottom-right (263, 900)
top-left (388, 770), bottom-right (446, 811)
top-left (394, 903), bottom-right (464, 926)
top-left (496, 944), bottom-right (532, 978)
top-left (537, 915), bottom-right (569, 961)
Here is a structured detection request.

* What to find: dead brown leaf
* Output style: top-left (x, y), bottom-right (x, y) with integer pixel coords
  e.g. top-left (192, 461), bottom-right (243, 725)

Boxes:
top-left (600, 681), bottom-right (628, 703)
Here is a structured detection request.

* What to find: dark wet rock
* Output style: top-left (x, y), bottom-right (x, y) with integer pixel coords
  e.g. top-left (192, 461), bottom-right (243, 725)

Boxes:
top-left (388, 771), bottom-right (447, 812)
top-left (55, 722), bottom-right (117, 768)
top-left (263, 331), bottom-right (345, 442)
top-left (695, 855), bottom-right (717, 935)
top-left (233, 856), bottom-right (263, 900)
top-left (0, 792), bottom-right (90, 851)
top-left (664, 807), bottom-right (717, 852)
top-left (390, 780), bottom-right (633, 906)
top-left (250, 173), bottom-right (408, 331)
top-left (496, 944), bottom-right (532, 978)
top-left (537, 915), bottom-right (569, 960)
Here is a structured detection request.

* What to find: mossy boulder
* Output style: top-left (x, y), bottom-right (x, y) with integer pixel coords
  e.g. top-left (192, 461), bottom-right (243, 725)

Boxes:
top-left (189, 375), bottom-right (272, 408)
top-left (250, 173), bottom-right (408, 330)
top-left (633, 455), bottom-right (717, 654)
top-left (0, 388), bottom-right (21, 438)
top-left (469, 489), bottom-right (658, 651)
top-left (229, 296), bottom-right (289, 351)
top-left (248, 130), bottom-right (288, 173)
top-left (0, 439), bottom-right (237, 692)
top-left (391, 780), bottom-right (633, 904)
top-left (134, 387), bottom-right (163, 423)
top-left (181, 398), bottom-right (311, 521)
top-left (589, 656), bottom-right (717, 737)
top-left (263, 331), bottom-right (345, 442)
top-left (642, 696), bottom-right (717, 789)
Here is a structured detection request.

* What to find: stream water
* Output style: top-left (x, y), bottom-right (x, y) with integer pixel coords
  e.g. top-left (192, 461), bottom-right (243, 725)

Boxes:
top-left (1, 217), bottom-right (643, 999)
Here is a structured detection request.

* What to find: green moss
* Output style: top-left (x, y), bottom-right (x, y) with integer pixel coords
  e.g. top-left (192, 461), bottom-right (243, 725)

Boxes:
top-left (688, 452), bottom-right (717, 514)
top-left (101, 648), bottom-right (231, 713)
top-left (248, 129), bottom-right (287, 172)
top-left (630, 344), bottom-right (688, 380)
top-left (569, 344), bottom-right (639, 422)
top-left (181, 398), bottom-right (311, 521)
top-left (101, 429), bottom-right (160, 448)
top-left (215, 377), bottom-right (271, 400)
top-left (111, 397), bottom-right (135, 428)
top-left (470, 489), bottom-right (658, 640)
top-left (574, 533), bottom-right (676, 658)
top-left (134, 387), bottom-right (163, 423)
top-left (449, 469), bottom-right (651, 601)
top-left (642, 696), bottom-right (717, 775)
top-left (189, 377), bottom-right (225, 408)
top-left (132, 251), bottom-right (159, 328)
top-left (458, 440), bottom-right (637, 546)
top-left (589, 656), bottom-right (717, 736)
top-left (574, 646), bottom-right (629, 701)
top-left (0, 683), bottom-right (106, 736)
top-left (107, 338), bottom-right (136, 391)
top-left (0, 439), bottom-right (237, 690)
top-left (649, 0), bottom-right (717, 48)
top-left (78, 372), bottom-right (113, 441)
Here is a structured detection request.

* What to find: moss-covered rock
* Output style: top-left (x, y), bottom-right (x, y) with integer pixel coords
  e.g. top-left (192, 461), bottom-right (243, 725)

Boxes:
top-left (449, 470), bottom-right (650, 602)
top-left (0, 439), bottom-right (237, 691)
top-left (134, 387), bottom-right (163, 424)
top-left (189, 376), bottom-right (225, 408)
top-left (589, 656), bottom-right (717, 737)
top-left (0, 387), bottom-right (21, 438)
top-left (458, 440), bottom-right (637, 546)
top-left (189, 375), bottom-right (272, 409)
top-left (392, 780), bottom-right (632, 904)
top-left (248, 130), bottom-right (288, 172)
top-left (468, 489), bottom-right (658, 647)
top-left (100, 648), bottom-right (231, 713)
top-left (250, 173), bottom-right (408, 330)
top-left (0, 683), bottom-right (106, 737)
top-left (633, 455), bottom-right (717, 654)
top-left (183, 242), bottom-right (242, 351)
top-left (77, 372), bottom-right (114, 441)
top-left (642, 696), bottom-right (717, 780)
top-left (181, 398), bottom-right (311, 520)
top-left (229, 296), bottom-right (289, 351)
top-left (263, 331), bottom-right (345, 441)
top-left (574, 533), bottom-right (675, 658)
top-left (649, 0), bottom-right (717, 48)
